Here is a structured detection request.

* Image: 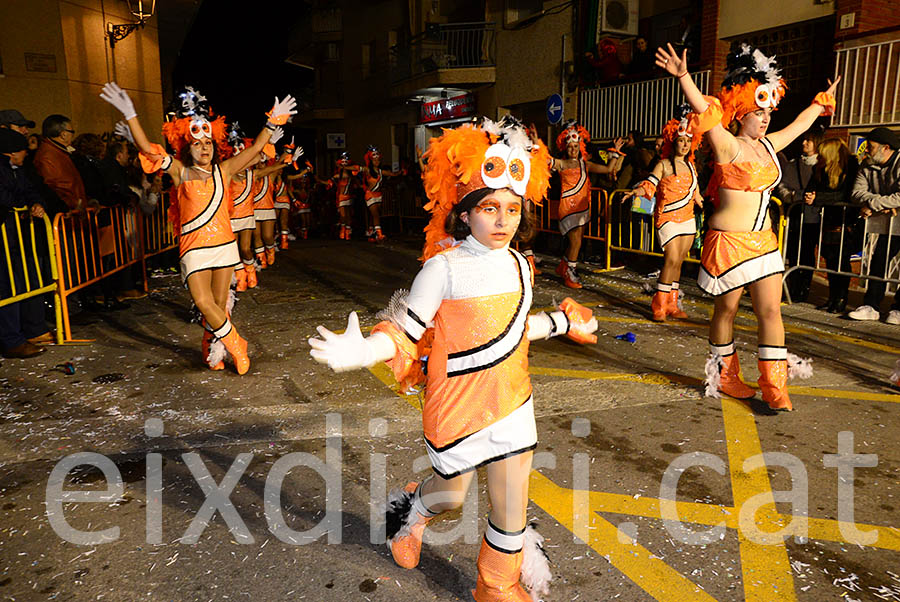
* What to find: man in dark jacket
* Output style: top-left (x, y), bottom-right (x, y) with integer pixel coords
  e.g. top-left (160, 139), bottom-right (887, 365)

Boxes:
top-left (0, 129), bottom-right (52, 358)
top-left (849, 127), bottom-right (900, 324)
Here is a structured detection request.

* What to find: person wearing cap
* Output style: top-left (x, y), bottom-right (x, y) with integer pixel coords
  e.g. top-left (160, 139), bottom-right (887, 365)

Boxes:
top-left (0, 128), bottom-right (52, 358)
top-left (848, 126), bottom-right (900, 324)
top-left (0, 109), bottom-right (36, 135)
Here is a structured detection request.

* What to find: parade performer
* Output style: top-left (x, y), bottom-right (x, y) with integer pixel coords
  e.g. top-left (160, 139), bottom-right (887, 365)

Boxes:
top-left (274, 137), bottom-right (304, 249)
top-left (224, 123), bottom-right (258, 291)
top-left (100, 82), bottom-right (296, 374)
top-left (624, 105), bottom-right (702, 321)
top-left (288, 169), bottom-right (314, 239)
top-left (362, 145), bottom-right (404, 242)
top-left (551, 120), bottom-right (623, 288)
top-left (656, 42), bottom-right (832, 410)
top-left (309, 116), bottom-right (600, 601)
top-left (331, 152), bottom-right (360, 240)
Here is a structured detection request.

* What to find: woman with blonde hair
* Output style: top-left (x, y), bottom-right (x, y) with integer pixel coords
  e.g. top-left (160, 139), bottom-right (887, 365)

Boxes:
top-left (804, 137), bottom-right (859, 314)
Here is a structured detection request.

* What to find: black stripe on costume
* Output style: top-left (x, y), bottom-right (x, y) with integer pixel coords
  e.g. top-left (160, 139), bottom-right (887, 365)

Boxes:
top-left (699, 265), bottom-right (784, 297)
top-left (180, 165), bottom-right (223, 235)
top-left (429, 443), bottom-right (538, 480)
top-left (561, 160), bottom-right (587, 199)
top-left (484, 536), bottom-right (523, 554)
top-left (424, 395), bottom-right (533, 453)
top-left (232, 170), bottom-right (253, 206)
top-left (447, 251), bottom-right (525, 360)
top-left (407, 307), bottom-right (427, 329)
top-left (488, 520), bottom-right (526, 537)
top-left (707, 248), bottom-right (782, 281)
top-left (178, 239), bottom-right (236, 258)
top-left (253, 176), bottom-right (269, 202)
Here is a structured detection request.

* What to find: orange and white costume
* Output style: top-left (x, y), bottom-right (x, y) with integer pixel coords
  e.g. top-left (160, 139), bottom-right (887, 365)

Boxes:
top-left (557, 160), bottom-right (590, 235)
top-left (252, 173), bottom-right (276, 222)
top-left (273, 177), bottom-right (291, 211)
top-left (634, 161), bottom-right (699, 249)
top-left (697, 136), bottom-right (783, 296)
top-left (336, 173), bottom-right (354, 208)
top-left (229, 169), bottom-right (255, 232)
top-left (364, 168), bottom-right (383, 207)
top-left (174, 164), bottom-right (239, 282)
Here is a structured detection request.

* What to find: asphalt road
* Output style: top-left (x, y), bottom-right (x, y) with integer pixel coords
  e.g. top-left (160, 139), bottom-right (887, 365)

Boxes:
top-left (1, 236), bottom-right (898, 602)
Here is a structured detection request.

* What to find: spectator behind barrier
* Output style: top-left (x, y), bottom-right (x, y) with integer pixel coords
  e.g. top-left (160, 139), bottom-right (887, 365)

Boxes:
top-left (849, 127), bottom-right (900, 324)
top-left (0, 128), bottom-right (52, 358)
top-left (779, 126), bottom-right (824, 302)
top-left (805, 138), bottom-right (859, 314)
top-left (33, 114), bottom-right (87, 215)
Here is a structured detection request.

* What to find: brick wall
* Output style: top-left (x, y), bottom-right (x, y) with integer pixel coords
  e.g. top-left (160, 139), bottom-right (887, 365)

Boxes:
top-left (699, 0), bottom-right (729, 87)
top-left (835, 0), bottom-right (900, 40)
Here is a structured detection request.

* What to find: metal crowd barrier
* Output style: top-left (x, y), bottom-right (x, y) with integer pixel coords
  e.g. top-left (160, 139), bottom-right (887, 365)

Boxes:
top-left (781, 200), bottom-right (900, 304)
top-left (0, 207), bottom-right (64, 343)
top-left (603, 189), bottom-right (785, 272)
top-left (533, 186), bottom-right (610, 240)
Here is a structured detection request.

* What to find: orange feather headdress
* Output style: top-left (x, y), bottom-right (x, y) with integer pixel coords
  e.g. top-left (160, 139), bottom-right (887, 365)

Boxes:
top-left (718, 43), bottom-right (787, 126)
top-left (555, 120), bottom-right (591, 160)
top-left (421, 115), bottom-right (551, 261)
top-left (161, 86), bottom-right (229, 159)
top-left (660, 104), bottom-right (701, 162)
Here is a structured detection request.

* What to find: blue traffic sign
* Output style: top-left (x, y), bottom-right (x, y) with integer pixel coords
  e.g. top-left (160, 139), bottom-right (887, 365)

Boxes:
top-left (546, 94), bottom-right (563, 125)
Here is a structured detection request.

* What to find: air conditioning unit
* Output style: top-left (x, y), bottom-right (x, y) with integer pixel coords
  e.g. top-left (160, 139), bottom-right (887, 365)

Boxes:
top-left (598, 0), bottom-right (638, 37)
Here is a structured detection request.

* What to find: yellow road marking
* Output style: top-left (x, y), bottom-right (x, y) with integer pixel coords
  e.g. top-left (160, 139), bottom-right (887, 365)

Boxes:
top-left (529, 471), bottom-right (718, 602)
top-left (721, 397), bottom-right (796, 601)
top-left (366, 363), bottom-right (422, 410)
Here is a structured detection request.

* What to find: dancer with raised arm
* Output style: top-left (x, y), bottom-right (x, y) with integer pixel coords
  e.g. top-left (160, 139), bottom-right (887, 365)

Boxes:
top-left (624, 105), bottom-right (702, 321)
top-left (551, 120), bottom-right (623, 288)
top-left (100, 83), bottom-right (296, 374)
top-left (362, 145), bottom-right (403, 242)
top-left (309, 116), bottom-right (599, 601)
top-left (655, 43), bottom-right (832, 410)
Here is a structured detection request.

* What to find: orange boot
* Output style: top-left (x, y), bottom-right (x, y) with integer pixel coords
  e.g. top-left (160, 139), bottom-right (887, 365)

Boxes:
top-left (651, 289), bottom-right (669, 322)
top-left (472, 537), bottom-right (531, 602)
top-left (245, 262), bottom-right (258, 289)
top-left (374, 226), bottom-right (385, 242)
top-left (707, 341), bottom-right (756, 399)
top-left (265, 245), bottom-right (276, 266)
top-left (234, 267), bottom-right (247, 292)
top-left (211, 318), bottom-right (250, 375)
top-left (255, 247), bottom-right (267, 269)
top-left (563, 264), bottom-right (582, 289)
top-left (386, 482), bottom-right (438, 569)
top-left (668, 283), bottom-right (688, 319)
top-left (555, 259), bottom-right (568, 277)
top-left (201, 323), bottom-right (224, 371)
top-left (279, 231), bottom-right (289, 250)
top-left (758, 346), bottom-right (792, 411)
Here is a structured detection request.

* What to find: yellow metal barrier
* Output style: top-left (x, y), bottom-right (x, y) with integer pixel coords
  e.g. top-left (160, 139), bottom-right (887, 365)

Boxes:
top-left (603, 189), bottom-right (786, 271)
top-left (0, 207), bottom-right (64, 343)
top-left (53, 205), bottom-right (143, 343)
top-left (139, 195), bottom-right (178, 294)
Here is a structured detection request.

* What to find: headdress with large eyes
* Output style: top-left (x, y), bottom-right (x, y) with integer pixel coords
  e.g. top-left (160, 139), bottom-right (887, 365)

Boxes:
top-left (554, 120), bottom-right (591, 159)
top-left (420, 115), bottom-right (552, 261)
top-left (661, 104), bottom-right (700, 161)
top-left (718, 42), bottom-right (787, 124)
top-left (161, 85), bottom-right (228, 159)
top-left (337, 151), bottom-right (351, 166)
top-left (189, 117), bottom-right (212, 141)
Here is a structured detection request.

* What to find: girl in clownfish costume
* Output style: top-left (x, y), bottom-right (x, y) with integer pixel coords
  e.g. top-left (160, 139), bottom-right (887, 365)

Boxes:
top-left (287, 166), bottom-right (315, 239)
top-left (624, 104), bottom-right (703, 322)
top-left (309, 116), bottom-right (600, 601)
top-left (101, 83), bottom-right (297, 374)
top-left (274, 137), bottom-right (308, 249)
top-left (551, 120), bottom-right (624, 288)
top-left (362, 145), bottom-right (405, 242)
top-left (329, 152), bottom-right (361, 240)
top-left (657, 42), bottom-right (835, 410)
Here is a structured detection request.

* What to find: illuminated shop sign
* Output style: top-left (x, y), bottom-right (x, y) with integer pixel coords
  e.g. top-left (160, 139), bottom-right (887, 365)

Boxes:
top-left (420, 93), bottom-right (475, 124)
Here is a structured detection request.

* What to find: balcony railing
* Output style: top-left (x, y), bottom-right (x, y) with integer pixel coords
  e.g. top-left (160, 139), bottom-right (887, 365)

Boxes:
top-left (833, 38), bottom-right (900, 127)
top-left (579, 71), bottom-right (710, 139)
top-left (391, 22), bottom-right (496, 84)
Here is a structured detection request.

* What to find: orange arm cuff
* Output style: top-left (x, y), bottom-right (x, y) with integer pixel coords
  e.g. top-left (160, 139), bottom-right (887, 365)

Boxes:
top-left (635, 179), bottom-right (657, 198)
top-left (371, 321), bottom-right (430, 392)
top-left (689, 96), bottom-right (725, 134)
top-left (559, 297), bottom-right (597, 344)
top-left (813, 92), bottom-right (836, 117)
top-left (139, 143), bottom-right (171, 174)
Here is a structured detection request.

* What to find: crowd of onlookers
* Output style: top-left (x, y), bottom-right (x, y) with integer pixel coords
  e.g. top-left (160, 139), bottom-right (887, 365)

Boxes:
top-left (0, 107), bottom-right (163, 359)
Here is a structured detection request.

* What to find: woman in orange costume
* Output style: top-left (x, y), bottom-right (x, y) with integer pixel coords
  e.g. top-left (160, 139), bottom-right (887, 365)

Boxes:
top-left (274, 137), bottom-right (305, 250)
top-left (224, 123), bottom-right (259, 291)
top-left (330, 152), bottom-right (360, 240)
top-left (550, 120), bottom-right (623, 288)
top-left (656, 42), bottom-right (834, 410)
top-left (362, 145), bottom-right (404, 242)
top-left (309, 116), bottom-right (599, 601)
top-left (100, 83), bottom-right (296, 374)
top-left (624, 106), bottom-right (703, 321)
top-left (287, 168), bottom-right (314, 239)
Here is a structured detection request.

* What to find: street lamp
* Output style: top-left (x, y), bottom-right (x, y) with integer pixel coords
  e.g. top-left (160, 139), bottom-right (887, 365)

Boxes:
top-left (107, 0), bottom-right (156, 48)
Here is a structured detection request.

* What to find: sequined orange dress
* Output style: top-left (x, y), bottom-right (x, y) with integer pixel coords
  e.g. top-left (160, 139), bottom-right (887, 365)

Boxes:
top-left (229, 169), bottom-right (255, 233)
top-left (273, 177), bottom-right (291, 210)
top-left (336, 174), bottom-right (354, 208)
top-left (557, 159), bottom-right (590, 235)
top-left (252, 173), bottom-right (276, 222)
top-left (176, 165), bottom-right (239, 282)
top-left (634, 159), bottom-right (700, 249)
top-left (698, 137), bottom-right (784, 296)
top-left (371, 237), bottom-right (537, 478)
top-left (364, 168), bottom-right (383, 206)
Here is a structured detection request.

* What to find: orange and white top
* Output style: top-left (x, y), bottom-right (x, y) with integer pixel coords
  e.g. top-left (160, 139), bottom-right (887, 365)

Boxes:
top-left (229, 169), bottom-right (254, 220)
top-left (176, 165), bottom-right (239, 281)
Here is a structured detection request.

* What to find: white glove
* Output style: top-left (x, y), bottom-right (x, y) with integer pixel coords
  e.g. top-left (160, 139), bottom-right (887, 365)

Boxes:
top-left (308, 312), bottom-right (376, 372)
top-left (268, 95), bottom-right (298, 124)
top-left (114, 120), bottom-right (134, 143)
top-left (100, 82), bottom-right (136, 120)
top-left (270, 126), bottom-right (285, 146)
top-left (292, 146), bottom-right (304, 163)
